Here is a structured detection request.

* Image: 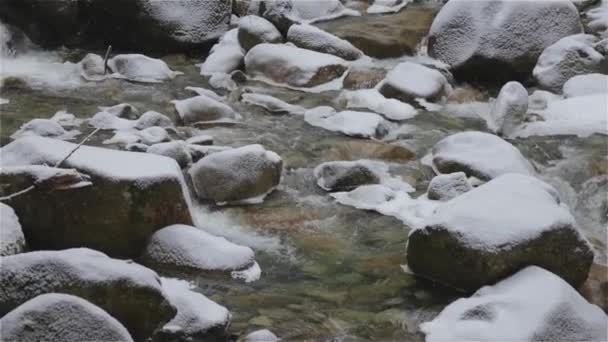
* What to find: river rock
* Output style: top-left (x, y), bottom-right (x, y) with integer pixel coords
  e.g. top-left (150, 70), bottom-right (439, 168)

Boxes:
top-left (0, 293), bottom-right (134, 342)
top-left (304, 106), bottom-right (388, 139)
top-left (154, 278), bottom-right (231, 342)
top-left (134, 111), bottom-right (173, 129)
top-left (146, 141), bottom-right (192, 169)
top-left (428, 0), bottom-right (583, 82)
top-left (489, 81), bottom-right (529, 135)
top-left (533, 34), bottom-right (606, 92)
top-left (407, 174), bottom-right (594, 291)
top-left (10, 118), bottom-right (78, 141)
top-left (260, 0), bottom-right (358, 34)
top-left (0, 136), bottom-right (193, 258)
top-left (0, 248), bottom-right (176, 341)
top-left (172, 95), bottom-right (237, 124)
top-left (244, 43), bottom-right (347, 87)
top-left (238, 15), bottom-right (282, 51)
top-left (201, 29), bottom-right (245, 75)
top-left (431, 131), bottom-right (535, 181)
top-left (108, 54), bottom-right (182, 83)
top-left (188, 144), bottom-right (282, 204)
top-left (0, 203), bottom-right (26, 256)
top-left (79, 53), bottom-right (106, 81)
top-left (287, 24), bottom-right (362, 60)
top-left (141, 224), bottom-right (255, 273)
top-left (562, 73), bottom-right (608, 98)
top-left (379, 62), bottom-right (450, 103)
top-left (244, 329), bottom-right (280, 341)
top-left (420, 266), bottom-right (607, 342)
top-left (342, 67), bottom-right (387, 90)
top-left (313, 160), bottom-right (381, 191)
top-left (427, 172), bottom-right (471, 201)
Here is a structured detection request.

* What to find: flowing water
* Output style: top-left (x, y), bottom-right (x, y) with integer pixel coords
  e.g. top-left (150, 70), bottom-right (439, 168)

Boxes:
top-left (1, 4), bottom-right (606, 340)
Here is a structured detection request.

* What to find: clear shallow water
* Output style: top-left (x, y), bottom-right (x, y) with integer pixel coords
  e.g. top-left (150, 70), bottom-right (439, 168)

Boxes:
top-left (1, 20), bottom-right (606, 342)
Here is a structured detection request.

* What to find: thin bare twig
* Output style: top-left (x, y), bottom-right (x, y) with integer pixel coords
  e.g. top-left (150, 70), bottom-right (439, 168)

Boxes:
top-left (103, 45), bottom-right (112, 75)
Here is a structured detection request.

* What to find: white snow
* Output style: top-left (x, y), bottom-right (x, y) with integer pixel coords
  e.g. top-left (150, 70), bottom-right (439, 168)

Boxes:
top-left (367, 0), bottom-right (411, 14)
top-left (144, 224), bottom-right (255, 271)
top-left (304, 106), bottom-right (387, 138)
top-left (10, 118), bottom-right (80, 141)
top-left (586, 0), bottom-right (608, 37)
top-left (528, 90), bottom-right (562, 110)
top-left (0, 203), bottom-right (26, 256)
top-left (292, 0), bottom-right (360, 23)
top-left (108, 54), bottom-right (183, 83)
top-left (432, 131), bottom-right (535, 180)
top-left (134, 111), bottom-right (173, 130)
top-left (512, 94), bottom-right (608, 138)
top-left (185, 86), bottom-right (225, 101)
top-left (314, 160), bottom-right (414, 192)
top-left (562, 73), bottom-right (608, 98)
top-left (186, 135), bottom-right (213, 145)
top-left (238, 15), bottom-right (282, 50)
top-left (146, 141), bottom-right (192, 168)
top-left (172, 95), bottom-right (237, 124)
top-left (420, 266), bottom-right (608, 342)
top-left (231, 261), bottom-right (262, 283)
top-left (200, 29), bottom-right (244, 75)
top-left (339, 89), bottom-right (418, 121)
top-left (379, 62), bottom-right (449, 100)
top-left (159, 278), bottom-right (231, 337)
top-left (244, 329), bottom-right (280, 342)
top-left (286, 23), bottom-right (362, 60)
top-left (1, 52), bottom-right (82, 90)
top-left (89, 111), bottom-right (137, 130)
top-left (50, 110), bottom-right (81, 127)
top-left (488, 81), bottom-right (528, 134)
top-left (242, 93), bottom-right (305, 115)
top-left (98, 103), bottom-right (139, 119)
top-left (418, 174), bottom-right (578, 250)
top-left (0, 98), bottom-right (9, 105)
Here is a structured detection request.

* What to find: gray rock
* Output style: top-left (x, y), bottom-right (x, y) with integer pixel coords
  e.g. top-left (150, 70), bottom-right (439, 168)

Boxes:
top-left (238, 15), bottom-right (282, 51)
top-left (313, 160), bottom-right (381, 192)
top-left (427, 172), bottom-right (472, 201)
top-left (379, 62), bottom-right (450, 103)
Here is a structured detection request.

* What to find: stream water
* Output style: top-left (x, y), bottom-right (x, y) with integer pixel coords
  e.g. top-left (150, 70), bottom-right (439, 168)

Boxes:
top-left (1, 3), bottom-right (606, 340)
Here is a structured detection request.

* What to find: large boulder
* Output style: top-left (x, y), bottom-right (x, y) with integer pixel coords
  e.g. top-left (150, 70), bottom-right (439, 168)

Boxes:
top-left (0, 248), bottom-right (176, 341)
top-left (0, 203), bottom-right (26, 256)
top-left (428, 0), bottom-right (583, 82)
top-left (244, 43), bottom-right (347, 87)
top-left (0, 293), bottom-right (134, 342)
top-left (141, 224), bottom-right (255, 273)
top-left (188, 144), bottom-right (282, 204)
top-left (533, 34), bottom-right (606, 92)
top-left (431, 131), bottom-right (535, 181)
top-left (378, 62), bottom-right (450, 103)
top-left (287, 24), bottom-right (362, 61)
top-left (407, 174), bottom-right (594, 291)
top-left (237, 15), bottom-right (282, 51)
top-left (0, 136), bottom-right (193, 258)
top-left (420, 266), bottom-right (607, 342)
top-left (488, 81), bottom-right (528, 135)
top-left (0, 0), bottom-right (232, 52)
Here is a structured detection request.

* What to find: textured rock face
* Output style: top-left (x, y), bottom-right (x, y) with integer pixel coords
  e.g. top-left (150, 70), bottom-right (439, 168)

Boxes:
top-left (0, 249), bottom-right (176, 341)
top-left (407, 174), bottom-right (594, 291)
top-left (428, 0), bottom-right (583, 83)
top-left (0, 136), bottom-right (193, 258)
top-left (287, 24), bottom-right (362, 60)
top-left (0, 0), bottom-right (232, 51)
top-left (0, 294), bottom-right (134, 342)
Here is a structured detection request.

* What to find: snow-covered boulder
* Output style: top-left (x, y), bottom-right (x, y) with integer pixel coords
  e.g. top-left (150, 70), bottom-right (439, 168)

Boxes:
top-left (287, 24), bottom-right (362, 61)
top-left (0, 136), bottom-right (193, 258)
top-left (407, 174), bottom-right (594, 291)
top-left (99, 103), bottom-right (140, 119)
top-left (584, 0), bottom-right (608, 38)
top-left (304, 106), bottom-right (388, 139)
top-left (339, 89), bottom-right (418, 121)
top-left (562, 73), bottom-right (608, 98)
top-left (10, 118), bottom-right (79, 141)
top-left (146, 141), bottom-right (192, 168)
top-left (134, 111), bottom-right (173, 129)
top-left (260, 0), bottom-right (359, 33)
top-left (0, 203), bottom-right (26, 256)
top-left (244, 329), bottom-right (280, 341)
top-left (512, 93), bottom-right (608, 138)
top-left (0, 248), bottom-right (176, 341)
top-left (0, 293), bottom-right (134, 342)
top-left (428, 0), bottom-right (583, 82)
top-left (142, 225), bottom-right (255, 273)
top-left (238, 15), bottom-right (282, 51)
top-left (188, 145), bottom-right (233, 162)
top-left (172, 95), bottom-right (237, 124)
top-left (244, 43), bottom-right (347, 87)
top-left (533, 34), bottom-right (605, 92)
top-left (528, 90), bottom-right (562, 110)
top-left (79, 53), bottom-right (107, 81)
top-left (201, 29), bottom-right (245, 75)
top-left (420, 266), bottom-right (607, 342)
top-left (188, 144), bottom-right (282, 204)
top-left (427, 172), bottom-right (472, 202)
top-left (379, 62), bottom-right (450, 103)
top-left (108, 54), bottom-right (182, 83)
top-left (431, 131), bottom-right (535, 181)
top-left (154, 278), bottom-right (231, 342)
top-left (314, 161), bottom-right (381, 191)
top-left (186, 135), bottom-right (214, 146)
top-left (489, 81), bottom-right (528, 135)
top-left (242, 93), bottom-right (306, 115)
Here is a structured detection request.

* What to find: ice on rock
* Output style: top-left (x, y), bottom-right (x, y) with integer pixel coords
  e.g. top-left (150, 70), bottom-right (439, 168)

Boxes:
top-left (533, 34), bottom-right (605, 92)
top-left (200, 29), bottom-right (245, 76)
top-left (287, 23), bottom-right (362, 61)
top-left (156, 278), bottom-right (231, 341)
top-left (407, 174), bottom-right (594, 291)
top-left (147, 141), bottom-right (192, 168)
top-left (172, 95), bottom-right (237, 124)
top-left (367, 0), bottom-right (411, 14)
top-left (0, 248), bottom-right (176, 341)
top-left (98, 103), bottom-right (140, 119)
top-left (304, 106), bottom-right (388, 139)
top-left (513, 94), bottom-right (608, 138)
top-left (142, 224), bottom-right (255, 272)
top-left (10, 118), bottom-right (80, 140)
top-left (108, 54), bottom-right (183, 83)
top-left (244, 43), bottom-right (347, 88)
top-left (238, 15), bottom-right (282, 51)
top-left (420, 266), bottom-right (608, 342)
top-left (562, 73), bottom-right (608, 98)
top-left (0, 203), bottom-right (26, 256)
top-left (0, 293), bottom-right (134, 342)
top-left (242, 92), bottom-right (306, 115)
top-left (378, 62), bottom-right (450, 103)
top-left (488, 81), bottom-right (528, 135)
top-left (431, 131), bottom-right (535, 181)
top-left (339, 89), bottom-right (418, 121)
